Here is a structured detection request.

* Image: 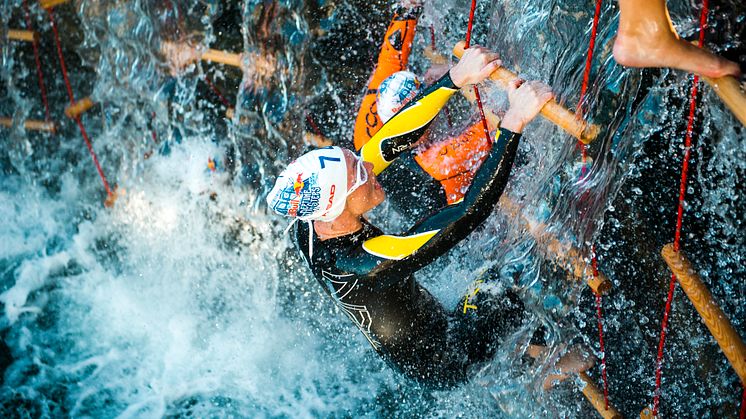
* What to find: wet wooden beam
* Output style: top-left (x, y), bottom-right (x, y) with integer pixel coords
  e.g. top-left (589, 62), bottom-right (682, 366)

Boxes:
top-left (40, 0), bottom-right (70, 9)
top-left (661, 244), bottom-right (746, 383)
top-left (499, 196), bottom-right (612, 294)
top-left (202, 49), bottom-right (242, 68)
top-left (701, 75), bottom-right (746, 127)
top-left (7, 29), bottom-right (37, 42)
top-left (578, 372), bottom-right (623, 419)
top-left (687, 41), bottom-right (746, 127)
top-left (0, 117), bottom-right (56, 133)
top-left (64, 97), bottom-right (95, 119)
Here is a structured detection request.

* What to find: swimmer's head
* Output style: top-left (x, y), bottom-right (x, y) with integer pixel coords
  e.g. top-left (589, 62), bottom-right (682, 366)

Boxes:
top-left (376, 71), bottom-right (422, 123)
top-left (266, 147), bottom-right (382, 222)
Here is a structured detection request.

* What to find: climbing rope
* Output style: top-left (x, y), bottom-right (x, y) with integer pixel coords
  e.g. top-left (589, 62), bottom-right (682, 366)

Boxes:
top-left (305, 114), bottom-right (323, 137)
top-left (591, 246), bottom-right (610, 409)
top-left (204, 74), bottom-right (233, 109)
top-left (574, 0), bottom-right (610, 410)
top-left (23, 0), bottom-right (51, 122)
top-left (464, 0), bottom-right (492, 145)
top-left (48, 9), bottom-right (113, 199)
top-left (576, 0), bottom-right (603, 121)
top-left (652, 0), bottom-right (709, 415)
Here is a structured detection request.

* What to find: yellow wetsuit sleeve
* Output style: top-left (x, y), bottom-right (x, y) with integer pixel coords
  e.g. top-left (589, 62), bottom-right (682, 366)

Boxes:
top-left (360, 73), bottom-right (459, 174)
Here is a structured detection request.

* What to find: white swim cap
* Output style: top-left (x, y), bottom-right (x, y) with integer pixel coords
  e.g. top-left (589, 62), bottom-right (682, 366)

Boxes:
top-left (376, 71), bottom-right (422, 123)
top-left (266, 147), bottom-right (349, 222)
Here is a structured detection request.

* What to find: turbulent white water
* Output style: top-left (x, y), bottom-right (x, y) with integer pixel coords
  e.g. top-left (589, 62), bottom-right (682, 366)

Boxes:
top-left (1, 0), bottom-right (744, 417)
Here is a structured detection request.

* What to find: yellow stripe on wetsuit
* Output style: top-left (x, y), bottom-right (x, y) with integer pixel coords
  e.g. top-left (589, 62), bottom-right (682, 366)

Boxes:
top-left (362, 230), bottom-right (440, 260)
top-left (360, 83), bottom-right (457, 175)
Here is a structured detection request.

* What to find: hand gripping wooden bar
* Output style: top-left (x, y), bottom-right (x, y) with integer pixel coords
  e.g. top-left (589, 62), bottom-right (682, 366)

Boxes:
top-left (0, 117), bottom-right (56, 133)
top-left (578, 372), bottom-right (622, 419)
top-left (422, 47), bottom-right (502, 128)
top-left (202, 49), bottom-right (242, 68)
top-left (453, 41), bottom-right (600, 144)
top-left (661, 244), bottom-right (746, 383)
top-left (65, 97), bottom-right (95, 119)
top-left (7, 29), bottom-right (37, 42)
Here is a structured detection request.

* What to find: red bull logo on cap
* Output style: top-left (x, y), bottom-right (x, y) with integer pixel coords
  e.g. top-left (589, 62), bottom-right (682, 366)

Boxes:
top-left (293, 173), bottom-right (305, 195)
top-left (270, 173), bottom-right (322, 218)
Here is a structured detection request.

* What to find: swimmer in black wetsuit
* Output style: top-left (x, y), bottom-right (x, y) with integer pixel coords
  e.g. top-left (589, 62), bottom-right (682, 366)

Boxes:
top-left (267, 47), bottom-right (593, 388)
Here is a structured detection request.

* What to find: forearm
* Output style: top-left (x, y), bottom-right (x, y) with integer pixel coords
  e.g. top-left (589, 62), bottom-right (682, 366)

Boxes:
top-left (365, 129), bottom-right (521, 281)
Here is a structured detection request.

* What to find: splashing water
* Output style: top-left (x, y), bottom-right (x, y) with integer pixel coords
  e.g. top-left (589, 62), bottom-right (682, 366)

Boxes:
top-left (1, 0), bottom-right (744, 417)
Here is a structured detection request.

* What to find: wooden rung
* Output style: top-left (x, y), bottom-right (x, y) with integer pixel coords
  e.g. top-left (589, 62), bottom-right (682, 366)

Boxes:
top-left (65, 97), bottom-right (95, 119)
top-left (103, 186), bottom-right (121, 208)
top-left (499, 196), bottom-right (612, 294)
top-left (661, 244), bottom-right (746, 383)
top-left (0, 117), bottom-right (56, 133)
top-left (202, 49), bottom-right (242, 68)
top-left (687, 40), bottom-right (746, 127)
top-left (701, 75), bottom-right (746, 127)
top-left (40, 0), bottom-right (70, 9)
top-left (578, 372), bottom-right (622, 419)
top-left (7, 29), bottom-right (37, 42)
top-left (452, 41), bottom-right (600, 144)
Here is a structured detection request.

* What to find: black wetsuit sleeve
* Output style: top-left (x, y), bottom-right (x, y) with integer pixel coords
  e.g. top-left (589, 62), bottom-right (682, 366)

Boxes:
top-left (339, 129), bottom-right (522, 289)
top-left (360, 73), bottom-right (459, 175)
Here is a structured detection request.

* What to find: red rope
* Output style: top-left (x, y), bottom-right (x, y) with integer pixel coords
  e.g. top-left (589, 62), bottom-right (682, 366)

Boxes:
top-left (48, 10), bottom-right (113, 198)
top-left (594, 291), bottom-right (609, 409)
top-left (577, 0), bottom-right (603, 120)
top-left (464, 0), bottom-right (477, 48)
top-left (652, 1), bottom-right (708, 415)
top-left (573, 0), bottom-right (610, 409)
top-left (305, 114), bottom-right (323, 137)
top-left (204, 75), bottom-right (232, 109)
top-left (578, 0), bottom-right (603, 172)
top-left (23, 0), bottom-right (51, 122)
top-left (589, 245), bottom-right (610, 409)
top-left (740, 386), bottom-right (745, 419)
top-left (464, 0), bottom-right (492, 145)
